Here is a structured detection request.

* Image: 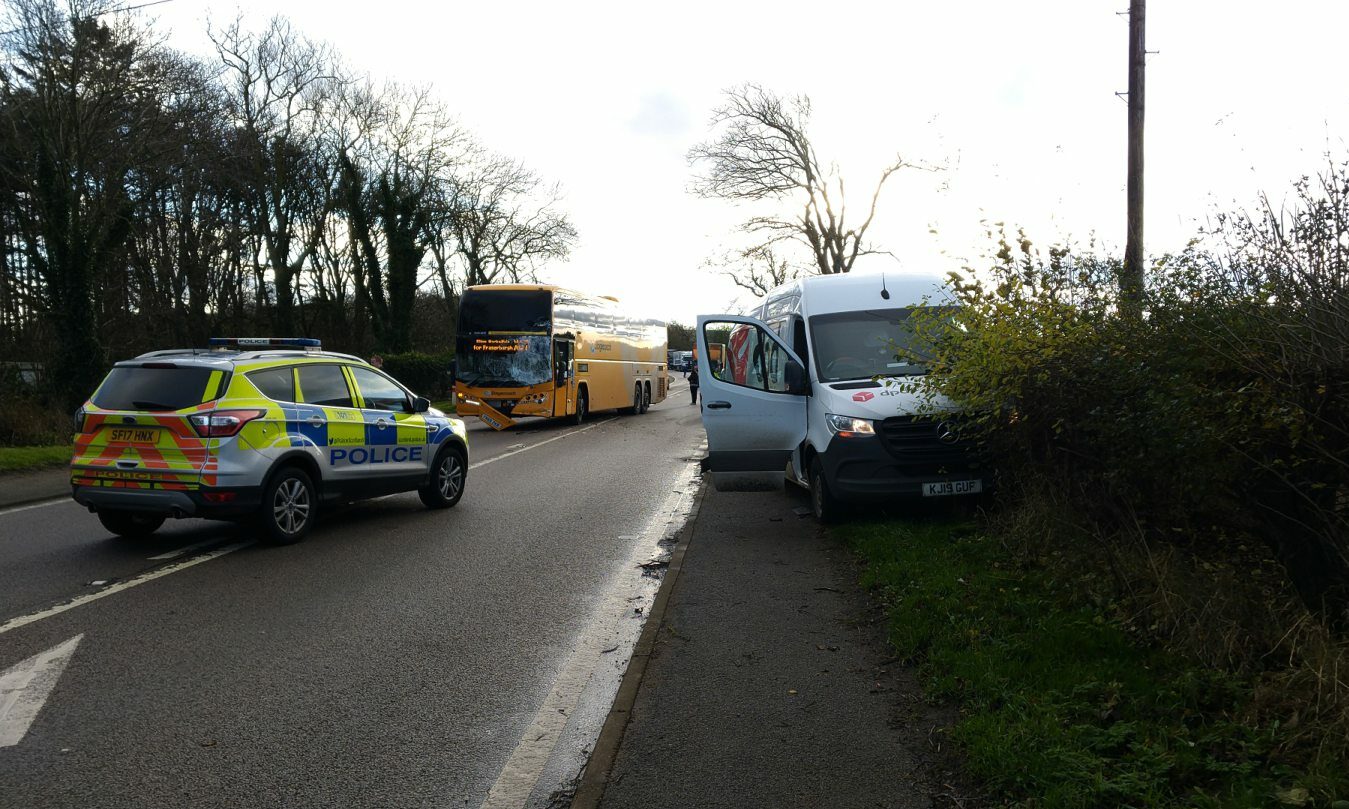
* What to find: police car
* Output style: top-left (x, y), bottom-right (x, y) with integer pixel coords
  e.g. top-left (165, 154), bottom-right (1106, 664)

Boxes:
top-left (71, 338), bottom-right (469, 544)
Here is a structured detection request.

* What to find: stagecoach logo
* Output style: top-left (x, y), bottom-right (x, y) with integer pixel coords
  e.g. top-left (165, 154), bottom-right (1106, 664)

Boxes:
top-left (852, 391), bottom-right (875, 403)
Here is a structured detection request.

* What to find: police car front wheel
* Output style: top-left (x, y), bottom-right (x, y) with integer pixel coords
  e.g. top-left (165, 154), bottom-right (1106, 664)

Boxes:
top-left (419, 445), bottom-right (466, 509)
top-left (98, 510), bottom-right (165, 539)
top-left (260, 466), bottom-right (317, 544)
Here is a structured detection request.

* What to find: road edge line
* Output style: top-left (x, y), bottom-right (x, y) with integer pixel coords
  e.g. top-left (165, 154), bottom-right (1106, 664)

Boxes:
top-left (569, 476), bottom-right (709, 809)
top-left (0, 495), bottom-right (68, 518)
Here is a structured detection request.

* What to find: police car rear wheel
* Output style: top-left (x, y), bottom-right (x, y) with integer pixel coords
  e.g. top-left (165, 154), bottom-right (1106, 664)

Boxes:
top-left (260, 467), bottom-right (316, 545)
top-left (419, 445), bottom-right (466, 509)
top-left (98, 510), bottom-right (165, 539)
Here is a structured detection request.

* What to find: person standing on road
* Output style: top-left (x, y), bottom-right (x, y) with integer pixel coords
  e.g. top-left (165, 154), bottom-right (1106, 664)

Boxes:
top-left (688, 366), bottom-right (699, 405)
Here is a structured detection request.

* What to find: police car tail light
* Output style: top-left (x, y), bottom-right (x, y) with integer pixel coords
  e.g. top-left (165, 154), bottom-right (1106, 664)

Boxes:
top-left (190, 408), bottom-right (266, 438)
top-left (74, 406), bottom-right (91, 433)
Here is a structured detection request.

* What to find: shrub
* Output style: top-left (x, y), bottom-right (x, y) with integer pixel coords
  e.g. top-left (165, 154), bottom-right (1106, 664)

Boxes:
top-left (899, 165), bottom-right (1349, 774)
top-left (381, 351), bottom-right (454, 398)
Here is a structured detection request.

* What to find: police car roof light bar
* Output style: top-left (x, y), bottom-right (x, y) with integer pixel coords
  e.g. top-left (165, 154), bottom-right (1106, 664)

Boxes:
top-left (208, 337), bottom-right (322, 351)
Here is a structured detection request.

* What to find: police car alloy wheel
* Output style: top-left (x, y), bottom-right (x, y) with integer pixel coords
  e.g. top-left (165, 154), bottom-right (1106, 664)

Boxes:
top-left (420, 445), bottom-right (466, 509)
top-left (261, 466), bottom-right (317, 544)
top-left (98, 510), bottom-right (165, 539)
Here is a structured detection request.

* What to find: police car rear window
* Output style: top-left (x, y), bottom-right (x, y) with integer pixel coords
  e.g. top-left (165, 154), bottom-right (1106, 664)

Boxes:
top-left (248, 367), bottom-right (295, 402)
top-left (92, 366), bottom-right (219, 411)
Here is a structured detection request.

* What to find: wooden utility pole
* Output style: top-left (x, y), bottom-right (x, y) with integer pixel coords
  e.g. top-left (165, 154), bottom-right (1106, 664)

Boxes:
top-left (1122, 0), bottom-right (1146, 315)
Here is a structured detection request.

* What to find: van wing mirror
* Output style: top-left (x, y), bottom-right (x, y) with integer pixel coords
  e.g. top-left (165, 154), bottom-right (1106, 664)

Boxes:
top-left (785, 359), bottom-right (809, 395)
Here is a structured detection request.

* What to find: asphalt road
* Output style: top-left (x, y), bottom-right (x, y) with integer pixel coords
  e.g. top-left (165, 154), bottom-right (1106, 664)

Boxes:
top-left (0, 381), bottom-right (705, 809)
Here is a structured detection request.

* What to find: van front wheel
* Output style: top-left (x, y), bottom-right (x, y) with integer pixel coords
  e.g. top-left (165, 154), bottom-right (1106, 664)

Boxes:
top-left (809, 457), bottom-right (842, 524)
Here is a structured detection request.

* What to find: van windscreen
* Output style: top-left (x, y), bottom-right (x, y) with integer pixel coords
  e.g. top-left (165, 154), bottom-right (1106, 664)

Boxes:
top-left (808, 308), bottom-right (947, 382)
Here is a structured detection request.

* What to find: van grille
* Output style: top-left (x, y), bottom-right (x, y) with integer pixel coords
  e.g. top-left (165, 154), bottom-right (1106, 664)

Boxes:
top-left (876, 416), bottom-right (978, 474)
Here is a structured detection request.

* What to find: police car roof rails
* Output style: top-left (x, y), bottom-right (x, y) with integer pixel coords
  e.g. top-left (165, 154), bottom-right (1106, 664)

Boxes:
top-left (209, 337), bottom-right (322, 352)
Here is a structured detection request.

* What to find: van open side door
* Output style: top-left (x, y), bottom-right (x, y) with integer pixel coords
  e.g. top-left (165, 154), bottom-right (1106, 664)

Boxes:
top-left (696, 315), bottom-right (809, 480)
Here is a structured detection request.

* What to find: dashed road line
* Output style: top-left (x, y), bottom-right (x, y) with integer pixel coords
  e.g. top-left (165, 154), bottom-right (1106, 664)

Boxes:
top-left (0, 541), bottom-right (255, 638)
top-left (0, 417), bottom-right (619, 635)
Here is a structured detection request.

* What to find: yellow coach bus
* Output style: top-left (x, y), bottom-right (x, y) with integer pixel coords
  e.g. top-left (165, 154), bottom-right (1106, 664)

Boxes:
top-left (454, 284), bottom-right (668, 429)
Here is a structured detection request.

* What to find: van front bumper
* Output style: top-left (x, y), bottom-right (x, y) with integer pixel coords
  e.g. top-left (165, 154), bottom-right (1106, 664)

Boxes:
top-left (820, 436), bottom-right (988, 501)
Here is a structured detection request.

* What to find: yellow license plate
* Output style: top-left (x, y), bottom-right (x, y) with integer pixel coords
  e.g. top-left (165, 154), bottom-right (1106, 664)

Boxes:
top-left (108, 427), bottom-right (160, 444)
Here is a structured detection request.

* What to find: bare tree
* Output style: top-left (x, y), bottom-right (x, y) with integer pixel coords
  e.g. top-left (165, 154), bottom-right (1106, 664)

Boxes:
top-left (689, 83), bottom-right (909, 280)
top-left (442, 151), bottom-right (577, 287)
top-left (334, 81), bottom-right (467, 351)
top-left (0, 0), bottom-right (188, 404)
top-left (710, 245), bottom-right (798, 297)
top-left (210, 15), bottom-right (339, 335)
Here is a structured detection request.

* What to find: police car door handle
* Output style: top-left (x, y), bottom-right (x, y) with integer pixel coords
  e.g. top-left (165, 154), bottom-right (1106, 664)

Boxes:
top-left (307, 415), bottom-right (326, 427)
top-left (375, 418), bottom-right (389, 429)
top-left (706, 401), bottom-right (731, 410)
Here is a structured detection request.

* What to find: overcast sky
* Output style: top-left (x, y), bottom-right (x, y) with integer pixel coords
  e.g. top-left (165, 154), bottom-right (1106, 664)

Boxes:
top-left (153, 0), bottom-right (1349, 324)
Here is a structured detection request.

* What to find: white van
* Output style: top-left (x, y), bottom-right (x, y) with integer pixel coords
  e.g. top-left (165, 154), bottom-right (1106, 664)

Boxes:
top-left (695, 272), bottom-right (987, 520)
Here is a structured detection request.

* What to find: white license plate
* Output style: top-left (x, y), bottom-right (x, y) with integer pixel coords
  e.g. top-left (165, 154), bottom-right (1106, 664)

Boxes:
top-left (922, 479), bottom-right (983, 497)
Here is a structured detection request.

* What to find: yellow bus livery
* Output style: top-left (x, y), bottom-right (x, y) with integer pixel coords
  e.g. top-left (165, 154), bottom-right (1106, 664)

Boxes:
top-left (454, 284), bottom-right (668, 428)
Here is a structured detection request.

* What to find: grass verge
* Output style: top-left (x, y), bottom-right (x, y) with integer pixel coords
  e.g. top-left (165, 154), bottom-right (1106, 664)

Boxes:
top-left (0, 444), bottom-right (71, 473)
top-left (839, 518), bottom-right (1348, 808)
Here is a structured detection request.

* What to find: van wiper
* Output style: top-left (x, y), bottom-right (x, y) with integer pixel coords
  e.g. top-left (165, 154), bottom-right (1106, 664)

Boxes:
top-left (132, 400), bottom-right (177, 411)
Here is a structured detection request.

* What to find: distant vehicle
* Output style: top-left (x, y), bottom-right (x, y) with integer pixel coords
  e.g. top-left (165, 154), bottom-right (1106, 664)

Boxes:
top-left (696, 273), bottom-right (986, 521)
top-left (454, 284), bottom-right (668, 429)
top-left (668, 350), bottom-right (694, 372)
top-left (71, 338), bottom-right (470, 544)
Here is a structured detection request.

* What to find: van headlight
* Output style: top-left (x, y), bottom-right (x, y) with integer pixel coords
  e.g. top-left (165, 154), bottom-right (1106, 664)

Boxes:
top-left (825, 414), bottom-right (875, 437)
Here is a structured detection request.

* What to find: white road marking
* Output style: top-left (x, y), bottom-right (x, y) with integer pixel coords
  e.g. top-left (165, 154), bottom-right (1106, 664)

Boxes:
top-left (468, 418), bottom-right (610, 472)
top-left (147, 537), bottom-right (225, 561)
top-left (0, 498), bottom-right (67, 518)
top-left (478, 460), bottom-right (700, 809)
top-left (0, 416), bottom-right (618, 633)
top-left (0, 634), bottom-right (83, 747)
top-left (0, 541), bottom-right (254, 637)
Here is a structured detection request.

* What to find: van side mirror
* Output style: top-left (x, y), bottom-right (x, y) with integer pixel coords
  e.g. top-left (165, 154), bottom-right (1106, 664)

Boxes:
top-left (785, 359), bottom-right (809, 395)
top-left (412, 396), bottom-right (431, 413)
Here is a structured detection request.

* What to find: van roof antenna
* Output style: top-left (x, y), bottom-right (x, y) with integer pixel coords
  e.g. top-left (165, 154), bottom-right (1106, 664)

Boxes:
top-left (880, 273), bottom-right (891, 300)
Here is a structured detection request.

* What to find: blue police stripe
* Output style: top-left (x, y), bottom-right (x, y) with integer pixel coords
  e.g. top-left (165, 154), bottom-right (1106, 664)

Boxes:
top-left (364, 410), bottom-right (397, 446)
top-left (293, 405), bottom-right (328, 447)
